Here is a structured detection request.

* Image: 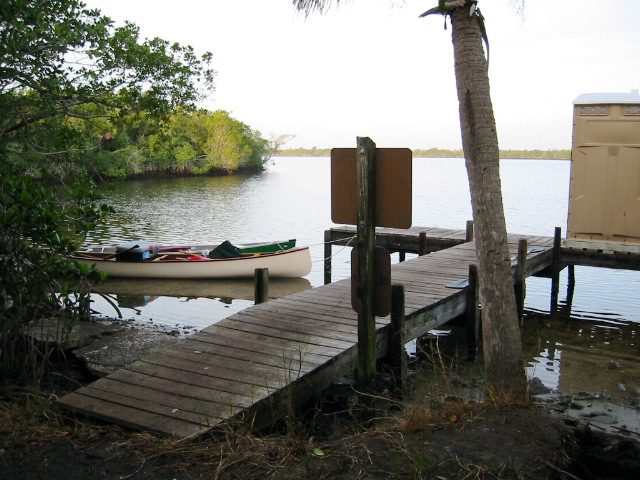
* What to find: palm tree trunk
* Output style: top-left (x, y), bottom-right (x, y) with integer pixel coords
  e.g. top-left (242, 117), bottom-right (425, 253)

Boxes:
top-left (449, 4), bottom-right (527, 399)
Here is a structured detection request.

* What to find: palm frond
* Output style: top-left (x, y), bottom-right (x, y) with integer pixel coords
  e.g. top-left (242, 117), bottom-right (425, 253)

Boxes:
top-left (292, 0), bottom-right (341, 15)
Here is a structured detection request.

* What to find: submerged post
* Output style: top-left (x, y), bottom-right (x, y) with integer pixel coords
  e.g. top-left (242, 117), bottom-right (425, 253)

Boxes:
top-left (356, 137), bottom-right (377, 390)
top-left (254, 268), bottom-right (269, 304)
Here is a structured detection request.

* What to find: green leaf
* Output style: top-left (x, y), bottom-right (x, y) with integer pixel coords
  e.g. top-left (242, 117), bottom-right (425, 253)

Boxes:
top-left (312, 448), bottom-right (325, 456)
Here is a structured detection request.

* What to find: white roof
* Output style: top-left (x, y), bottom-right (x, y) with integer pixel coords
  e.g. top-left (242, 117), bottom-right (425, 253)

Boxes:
top-left (574, 91), bottom-right (640, 105)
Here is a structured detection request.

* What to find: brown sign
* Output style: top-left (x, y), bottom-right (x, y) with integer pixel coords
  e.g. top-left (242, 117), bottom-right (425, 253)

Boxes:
top-left (351, 246), bottom-right (392, 317)
top-left (331, 148), bottom-right (412, 229)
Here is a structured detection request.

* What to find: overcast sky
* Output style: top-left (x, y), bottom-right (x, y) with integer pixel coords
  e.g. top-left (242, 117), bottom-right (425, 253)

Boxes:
top-left (84, 0), bottom-right (640, 150)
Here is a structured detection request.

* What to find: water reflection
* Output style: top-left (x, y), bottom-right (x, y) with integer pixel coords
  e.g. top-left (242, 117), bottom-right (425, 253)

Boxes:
top-left (523, 311), bottom-right (639, 403)
top-left (522, 266), bottom-right (639, 402)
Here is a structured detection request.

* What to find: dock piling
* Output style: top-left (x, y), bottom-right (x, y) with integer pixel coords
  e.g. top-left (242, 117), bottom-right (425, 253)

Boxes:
top-left (324, 230), bottom-right (332, 285)
top-left (418, 231), bottom-right (427, 256)
top-left (388, 284), bottom-right (407, 394)
top-left (254, 268), bottom-right (269, 304)
top-left (466, 220), bottom-right (474, 242)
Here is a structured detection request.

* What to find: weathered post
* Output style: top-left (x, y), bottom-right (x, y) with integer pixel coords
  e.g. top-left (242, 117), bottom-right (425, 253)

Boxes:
top-left (254, 268), bottom-right (269, 304)
top-left (551, 227), bottom-right (562, 312)
top-left (514, 238), bottom-right (527, 321)
top-left (324, 229), bottom-right (332, 284)
top-left (388, 284), bottom-right (407, 393)
top-left (552, 227), bottom-right (562, 266)
top-left (418, 231), bottom-right (427, 256)
top-left (356, 137), bottom-right (377, 390)
top-left (466, 220), bottom-right (474, 242)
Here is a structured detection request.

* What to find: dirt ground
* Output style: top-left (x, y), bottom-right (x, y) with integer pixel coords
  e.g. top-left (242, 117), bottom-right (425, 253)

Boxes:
top-left (0, 404), bottom-right (565, 479)
top-left (2, 343), bottom-right (640, 480)
top-left (3, 385), bottom-right (640, 480)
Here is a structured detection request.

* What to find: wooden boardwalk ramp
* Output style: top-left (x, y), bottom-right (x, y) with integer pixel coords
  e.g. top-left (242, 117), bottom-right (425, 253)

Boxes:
top-left (57, 230), bottom-right (555, 438)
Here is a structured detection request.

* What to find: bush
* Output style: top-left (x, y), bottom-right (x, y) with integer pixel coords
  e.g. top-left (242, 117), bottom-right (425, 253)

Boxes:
top-left (0, 167), bottom-right (108, 387)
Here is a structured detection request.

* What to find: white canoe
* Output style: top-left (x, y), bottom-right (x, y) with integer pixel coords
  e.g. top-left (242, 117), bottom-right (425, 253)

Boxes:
top-left (70, 247), bottom-right (312, 279)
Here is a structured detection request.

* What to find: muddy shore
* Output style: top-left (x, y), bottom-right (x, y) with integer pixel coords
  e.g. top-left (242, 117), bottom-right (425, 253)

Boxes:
top-left (2, 317), bottom-right (638, 479)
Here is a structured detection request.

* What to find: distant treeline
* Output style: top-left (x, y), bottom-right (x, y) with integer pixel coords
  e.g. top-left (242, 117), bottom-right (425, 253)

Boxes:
top-left (277, 147), bottom-right (571, 160)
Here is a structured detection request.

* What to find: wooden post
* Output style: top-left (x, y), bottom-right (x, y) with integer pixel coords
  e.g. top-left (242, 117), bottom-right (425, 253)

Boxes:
top-left (514, 238), bottom-right (527, 321)
top-left (324, 229), bottom-right (332, 285)
top-left (566, 265), bottom-right (576, 303)
top-left (254, 268), bottom-right (269, 304)
top-left (388, 284), bottom-right (407, 394)
top-left (466, 220), bottom-right (474, 242)
top-left (550, 227), bottom-right (563, 313)
top-left (418, 231), bottom-right (427, 256)
top-left (553, 226), bottom-right (562, 266)
top-left (466, 263), bottom-right (480, 359)
top-left (568, 264), bottom-right (575, 286)
top-left (398, 251), bottom-right (406, 262)
top-left (356, 137), bottom-right (377, 390)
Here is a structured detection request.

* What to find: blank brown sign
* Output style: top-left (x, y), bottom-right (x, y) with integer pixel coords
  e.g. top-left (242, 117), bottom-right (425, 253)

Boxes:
top-left (331, 147), bottom-right (412, 228)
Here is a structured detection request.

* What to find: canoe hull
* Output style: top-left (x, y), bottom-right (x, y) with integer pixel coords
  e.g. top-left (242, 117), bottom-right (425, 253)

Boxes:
top-left (71, 247), bottom-right (312, 279)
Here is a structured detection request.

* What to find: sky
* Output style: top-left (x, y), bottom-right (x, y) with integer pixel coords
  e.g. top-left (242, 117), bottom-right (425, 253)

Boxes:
top-left (83, 0), bottom-right (640, 150)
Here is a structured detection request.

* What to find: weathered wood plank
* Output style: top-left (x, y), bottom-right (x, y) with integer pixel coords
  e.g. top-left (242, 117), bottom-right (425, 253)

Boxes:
top-left (153, 345), bottom-right (287, 383)
top-left (106, 369), bottom-right (258, 408)
top-left (189, 329), bottom-right (337, 364)
top-left (200, 322), bottom-right (350, 355)
top-left (216, 311), bottom-right (360, 345)
top-left (57, 391), bottom-right (209, 437)
top-left (141, 351), bottom-right (288, 389)
top-left (127, 360), bottom-right (272, 399)
top-left (174, 338), bottom-right (322, 373)
top-left (72, 379), bottom-right (225, 427)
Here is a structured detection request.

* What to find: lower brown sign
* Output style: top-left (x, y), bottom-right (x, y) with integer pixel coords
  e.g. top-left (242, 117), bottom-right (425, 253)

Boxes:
top-left (351, 246), bottom-right (391, 317)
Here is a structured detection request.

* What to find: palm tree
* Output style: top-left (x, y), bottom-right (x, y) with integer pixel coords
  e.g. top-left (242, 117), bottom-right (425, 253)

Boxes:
top-left (293, 0), bottom-right (528, 400)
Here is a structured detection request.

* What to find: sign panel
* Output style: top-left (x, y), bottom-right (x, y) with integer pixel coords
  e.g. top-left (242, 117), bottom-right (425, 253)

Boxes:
top-left (331, 148), bottom-right (412, 229)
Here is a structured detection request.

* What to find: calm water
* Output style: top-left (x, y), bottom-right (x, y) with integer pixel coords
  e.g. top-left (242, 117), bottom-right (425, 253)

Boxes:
top-left (86, 157), bottom-right (639, 402)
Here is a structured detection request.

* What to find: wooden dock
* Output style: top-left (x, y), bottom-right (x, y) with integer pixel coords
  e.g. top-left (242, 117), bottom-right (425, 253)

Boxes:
top-left (58, 227), bottom-right (557, 438)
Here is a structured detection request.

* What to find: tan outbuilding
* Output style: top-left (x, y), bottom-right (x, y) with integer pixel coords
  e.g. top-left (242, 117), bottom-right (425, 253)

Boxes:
top-left (566, 91), bottom-right (640, 253)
